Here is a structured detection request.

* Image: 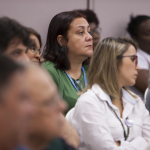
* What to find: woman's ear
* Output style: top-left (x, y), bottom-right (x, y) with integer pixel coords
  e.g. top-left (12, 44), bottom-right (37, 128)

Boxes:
top-left (57, 35), bottom-right (67, 46)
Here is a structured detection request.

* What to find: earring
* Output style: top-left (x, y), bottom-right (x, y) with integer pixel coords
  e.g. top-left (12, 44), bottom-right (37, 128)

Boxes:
top-left (61, 45), bottom-right (68, 52)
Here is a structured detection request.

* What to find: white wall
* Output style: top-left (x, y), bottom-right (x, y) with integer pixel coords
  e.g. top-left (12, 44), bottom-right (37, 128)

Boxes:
top-left (0, 0), bottom-right (150, 48)
top-left (92, 0), bottom-right (150, 40)
top-left (0, 0), bottom-right (87, 49)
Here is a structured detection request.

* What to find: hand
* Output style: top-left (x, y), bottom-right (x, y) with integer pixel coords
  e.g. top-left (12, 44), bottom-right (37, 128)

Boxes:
top-left (59, 114), bottom-right (80, 149)
top-left (115, 141), bottom-right (120, 146)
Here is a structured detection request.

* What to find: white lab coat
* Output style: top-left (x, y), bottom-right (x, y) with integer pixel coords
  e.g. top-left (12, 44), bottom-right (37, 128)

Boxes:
top-left (71, 84), bottom-right (150, 150)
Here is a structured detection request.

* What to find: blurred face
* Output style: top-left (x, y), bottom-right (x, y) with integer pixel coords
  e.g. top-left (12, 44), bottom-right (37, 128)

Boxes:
top-left (135, 19), bottom-right (150, 53)
top-left (0, 72), bottom-right (33, 149)
top-left (67, 17), bottom-right (93, 61)
top-left (26, 68), bottom-right (67, 141)
top-left (118, 45), bottom-right (140, 88)
top-left (27, 34), bottom-right (41, 64)
top-left (4, 38), bottom-right (29, 62)
top-left (89, 22), bottom-right (100, 49)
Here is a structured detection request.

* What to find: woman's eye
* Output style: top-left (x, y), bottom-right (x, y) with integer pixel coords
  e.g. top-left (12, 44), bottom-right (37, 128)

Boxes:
top-left (31, 46), bottom-right (36, 50)
top-left (88, 31), bottom-right (91, 35)
top-left (79, 31), bottom-right (84, 35)
top-left (131, 57), bottom-right (135, 61)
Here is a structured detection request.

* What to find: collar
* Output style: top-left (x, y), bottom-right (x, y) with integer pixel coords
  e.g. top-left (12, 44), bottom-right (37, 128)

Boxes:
top-left (138, 48), bottom-right (150, 56)
top-left (92, 84), bottom-right (140, 108)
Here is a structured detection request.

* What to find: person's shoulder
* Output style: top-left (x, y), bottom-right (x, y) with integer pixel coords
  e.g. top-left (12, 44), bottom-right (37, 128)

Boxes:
top-left (77, 87), bottom-right (102, 106)
top-left (42, 61), bottom-right (56, 70)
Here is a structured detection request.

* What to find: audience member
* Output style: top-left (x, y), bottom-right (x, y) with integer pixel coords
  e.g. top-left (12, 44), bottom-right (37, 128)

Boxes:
top-left (43, 11), bottom-right (93, 112)
top-left (23, 64), bottom-right (72, 150)
top-left (0, 56), bottom-right (33, 150)
top-left (24, 28), bottom-right (80, 148)
top-left (26, 28), bottom-right (42, 64)
top-left (127, 15), bottom-right (150, 95)
top-left (71, 37), bottom-right (150, 150)
top-left (0, 17), bottom-right (31, 62)
top-left (75, 9), bottom-right (101, 49)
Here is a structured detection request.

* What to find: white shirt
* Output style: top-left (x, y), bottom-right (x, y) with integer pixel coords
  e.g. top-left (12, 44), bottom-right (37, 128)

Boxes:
top-left (71, 84), bottom-right (150, 150)
top-left (137, 49), bottom-right (150, 73)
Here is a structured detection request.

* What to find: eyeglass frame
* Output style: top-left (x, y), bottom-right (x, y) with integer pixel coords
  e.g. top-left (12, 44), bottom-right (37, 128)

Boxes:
top-left (29, 46), bottom-right (42, 55)
top-left (90, 27), bottom-right (102, 35)
top-left (117, 55), bottom-right (138, 67)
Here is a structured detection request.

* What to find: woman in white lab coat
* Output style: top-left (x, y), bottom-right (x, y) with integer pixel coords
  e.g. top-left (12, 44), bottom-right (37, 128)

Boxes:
top-left (71, 37), bottom-right (150, 150)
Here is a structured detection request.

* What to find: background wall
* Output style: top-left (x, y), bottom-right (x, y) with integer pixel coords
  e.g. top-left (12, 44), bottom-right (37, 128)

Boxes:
top-left (0, 0), bottom-right (150, 49)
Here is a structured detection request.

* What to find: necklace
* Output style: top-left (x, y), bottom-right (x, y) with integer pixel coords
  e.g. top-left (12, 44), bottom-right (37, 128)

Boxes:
top-left (65, 66), bottom-right (87, 92)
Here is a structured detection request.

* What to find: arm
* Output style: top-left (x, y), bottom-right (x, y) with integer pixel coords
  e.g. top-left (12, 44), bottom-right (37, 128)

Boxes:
top-left (73, 95), bottom-right (148, 150)
top-left (141, 100), bottom-right (150, 142)
top-left (59, 114), bottom-right (79, 149)
top-left (135, 70), bottom-right (149, 94)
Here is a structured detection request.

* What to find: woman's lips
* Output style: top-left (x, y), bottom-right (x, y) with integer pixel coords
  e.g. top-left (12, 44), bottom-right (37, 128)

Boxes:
top-left (86, 45), bottom-right (92, 48)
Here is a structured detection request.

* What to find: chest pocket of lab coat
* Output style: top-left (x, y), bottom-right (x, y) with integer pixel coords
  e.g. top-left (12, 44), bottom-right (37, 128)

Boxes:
top-left (107, 119), bottom-right (123, 140)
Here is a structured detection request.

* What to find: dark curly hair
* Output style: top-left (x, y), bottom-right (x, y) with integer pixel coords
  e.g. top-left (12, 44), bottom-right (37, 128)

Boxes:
top-left (127, 15), bottom-right (150, 38)
top-left (75, 9), bottom-right (99, 26)
top-left (0, 17), bottom-right (30, 54)
top-left (43, 11), bottom-right (89, 70)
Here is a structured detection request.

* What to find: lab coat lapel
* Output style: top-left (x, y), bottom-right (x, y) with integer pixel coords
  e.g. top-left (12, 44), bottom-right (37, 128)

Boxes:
top-left (92, 84), bottom-right (118, 110)
top-left (122, 88), bottom-right (139, 119)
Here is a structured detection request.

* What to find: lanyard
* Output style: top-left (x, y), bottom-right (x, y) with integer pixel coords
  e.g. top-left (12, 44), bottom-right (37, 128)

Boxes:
top-left (65, 66), bottom-right (87, 92)
top-left (107, 103), bottom-right (130, 141)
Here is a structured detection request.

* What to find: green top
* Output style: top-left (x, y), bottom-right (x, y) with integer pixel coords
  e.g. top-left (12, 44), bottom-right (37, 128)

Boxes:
top-left (45, 138), bottom-right (75, 150)
top-left (42, 61), bottom-right (88, 112)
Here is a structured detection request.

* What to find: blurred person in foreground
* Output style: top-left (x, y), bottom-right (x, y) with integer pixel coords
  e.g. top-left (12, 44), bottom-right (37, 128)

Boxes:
top-left (127, 15), bottom-right (150, 96)
top-left (75, 9), bottom-right (101, 49)
top-left (0, 17), bottom-right (30, 62)
top-left (0, 56), bottom-right (33, 150)
top-left (25, 28), bottom-right (79, 149)
top-left (0, 16), bottom-right (79, 149)
top-left (43, 11), bottom-right (93, 112)
top-left (71, 37), bottom-right (150, 150)
top-left (23, 64), bottom-right (77, 150)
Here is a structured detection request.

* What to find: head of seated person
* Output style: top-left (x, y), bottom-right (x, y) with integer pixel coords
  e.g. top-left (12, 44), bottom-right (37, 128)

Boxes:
top-left (88, 37), bottom-right (140, 100)
top-left (23, 64), bottom-right (67, 150)
top-left (127, 15), bottom-right (150, 54)
top-left (26, 28), bottom-right (42, 64)
top-left (0, 56), bottom-right (33, 150)
top-left (0, 17), bottom-right (31, 62)
top-left (75, 9), bottom-right (100, 49)
top-left (43, 11), bottom-right (93, 71)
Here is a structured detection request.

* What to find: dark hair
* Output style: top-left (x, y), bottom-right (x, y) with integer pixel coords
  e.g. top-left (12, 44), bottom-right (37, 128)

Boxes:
top-left (43, 11), bottom-right (88, 70)
top-left (26, 27), bottom-right (42, 48)
top-left (75, 9), bottom-right (99, 26)
top-left (0, 56), bottom-right (25, 98)
top-left (0, 17), bottom-right (30, 54)
top-left (127, 15), bottom-right (150, 38)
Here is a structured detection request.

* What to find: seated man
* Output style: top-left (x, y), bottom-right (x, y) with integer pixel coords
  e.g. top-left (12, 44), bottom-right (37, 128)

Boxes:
top-left (0, 17), bottom-right (30, 61)
top-left (23, 64), bottom-right (77, 150)
top-left (0, 16), bottom-right (79, 149)
top-left (0, 56), bottom-right (33, 150)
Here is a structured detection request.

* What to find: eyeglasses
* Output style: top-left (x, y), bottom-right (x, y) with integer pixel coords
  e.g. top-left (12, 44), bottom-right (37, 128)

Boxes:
top-left (117, 55), bottom-right (138, 67)
top-left (90, 27), bottom-right (102, 35)
top-left (29, 46), bottom-right (42, 55)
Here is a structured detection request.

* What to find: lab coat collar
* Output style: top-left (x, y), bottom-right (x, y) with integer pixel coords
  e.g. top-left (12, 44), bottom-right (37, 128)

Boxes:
top-left (92, 84), bottom-right (139, 109)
